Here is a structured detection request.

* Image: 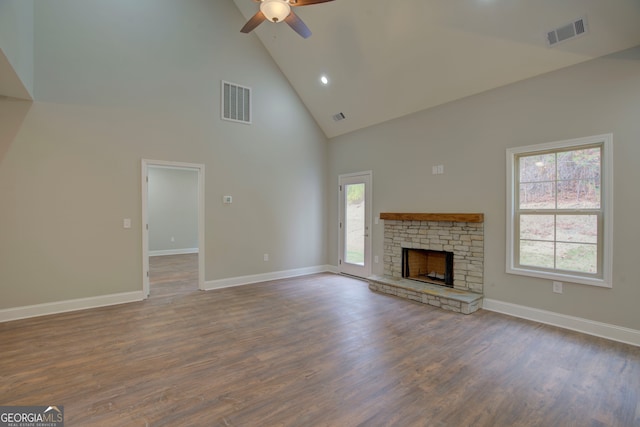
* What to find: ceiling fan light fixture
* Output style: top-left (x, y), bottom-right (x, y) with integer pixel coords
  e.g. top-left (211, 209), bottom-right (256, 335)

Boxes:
top-left (260, 0), bottom-right (291, 23)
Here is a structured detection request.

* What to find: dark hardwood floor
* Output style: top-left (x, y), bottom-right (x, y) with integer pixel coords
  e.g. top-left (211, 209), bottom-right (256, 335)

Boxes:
top-left (1, 271), bottom-right (639, 426)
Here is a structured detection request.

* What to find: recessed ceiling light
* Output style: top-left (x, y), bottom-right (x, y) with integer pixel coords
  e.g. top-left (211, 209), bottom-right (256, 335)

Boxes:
top-left (320, 75), bottom-right (329, 85)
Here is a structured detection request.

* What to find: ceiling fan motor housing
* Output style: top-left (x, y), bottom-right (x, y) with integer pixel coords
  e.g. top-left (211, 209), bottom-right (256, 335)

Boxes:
top-left (260, 0), bottom-right (291, 23)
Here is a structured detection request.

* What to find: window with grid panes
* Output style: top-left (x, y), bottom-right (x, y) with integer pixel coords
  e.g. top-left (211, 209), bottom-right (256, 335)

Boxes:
top-left (506, 134), bottom-right (612, 287)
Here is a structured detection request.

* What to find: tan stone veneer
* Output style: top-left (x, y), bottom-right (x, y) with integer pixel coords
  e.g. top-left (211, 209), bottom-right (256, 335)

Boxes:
top-left (383, 220), bottom-right (484, 293)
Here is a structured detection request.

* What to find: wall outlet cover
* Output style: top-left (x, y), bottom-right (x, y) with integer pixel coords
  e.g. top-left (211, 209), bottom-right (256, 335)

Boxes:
top-left (553, 281), bottom-right (563, 294)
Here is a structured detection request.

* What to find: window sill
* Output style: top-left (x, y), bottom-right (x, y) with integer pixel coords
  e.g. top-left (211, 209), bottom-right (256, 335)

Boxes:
top-left (506, 266), bottom-right (611, 288)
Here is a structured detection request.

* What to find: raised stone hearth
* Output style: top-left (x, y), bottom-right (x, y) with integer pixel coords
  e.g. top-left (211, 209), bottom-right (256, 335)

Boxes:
top-left (368, 275), bottom-right (482, 314)
top-left (368, 213), bottom-right (484, 314)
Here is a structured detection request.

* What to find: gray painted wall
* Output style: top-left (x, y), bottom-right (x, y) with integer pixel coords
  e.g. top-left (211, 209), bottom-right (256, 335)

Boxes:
top-left (328, 47), bottom-right (640, 331)
top-left (0, 0), bottom-right (328, 308)
top-left (148, 167), bottom-right (198, 254)
top-left (0, 0), bottom-right (34, 96)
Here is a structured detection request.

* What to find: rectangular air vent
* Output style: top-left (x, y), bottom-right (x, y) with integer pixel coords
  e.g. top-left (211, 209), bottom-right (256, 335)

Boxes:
top-left (332, 112), bottom-right (346, 122)
top-left (547, 17), bottom-right (587, 47)
top-left (222, 81), bottom-right (251, 124)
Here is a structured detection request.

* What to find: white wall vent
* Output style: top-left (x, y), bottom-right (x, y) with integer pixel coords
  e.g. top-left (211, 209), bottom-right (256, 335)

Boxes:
top-left (547, 17), bottom-right (587, 47)
top-left (332, 112), bottom-right (346, 122)
top-left (222, 80), bottom-right (251, 124)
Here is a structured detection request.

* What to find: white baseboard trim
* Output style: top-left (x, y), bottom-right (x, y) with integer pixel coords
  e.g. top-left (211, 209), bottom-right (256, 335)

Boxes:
top-left (325, 264), bottom-right (340, 274)
top-left (483, 298), bottom-right (640, 347)
top-left (149, 248), bottom-right (199, 257)
top-left (205, 265), bottom-right (335, 290)
top-left (0, 291), bottom-right (144, 323)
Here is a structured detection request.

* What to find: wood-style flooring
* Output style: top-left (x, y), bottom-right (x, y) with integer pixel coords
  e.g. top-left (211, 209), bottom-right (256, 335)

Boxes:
top-left (149, 254), bottom-right (199, 298)
top-left (1, 265), bottom-right (639, 426)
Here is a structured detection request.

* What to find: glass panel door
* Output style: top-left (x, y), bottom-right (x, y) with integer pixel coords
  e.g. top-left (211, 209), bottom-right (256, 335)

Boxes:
top-left (344, 182), bottom-right (365, 266)
top-left (339, 172), bottom-right (372, 277)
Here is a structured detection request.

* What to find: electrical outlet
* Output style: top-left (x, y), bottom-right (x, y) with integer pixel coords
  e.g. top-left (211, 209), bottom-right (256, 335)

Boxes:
top-left (263, 253), bottom-right (269, 262)
top-left (553, 281), bottom-right (563, 294)
top-left (374, 255), bottom-right (379, 263)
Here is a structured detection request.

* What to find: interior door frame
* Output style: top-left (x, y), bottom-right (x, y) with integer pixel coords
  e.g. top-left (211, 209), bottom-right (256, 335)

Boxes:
top-left (141, 159), bottom-right (205, 297)
top-left (338, 171), bottom-right (372, 278)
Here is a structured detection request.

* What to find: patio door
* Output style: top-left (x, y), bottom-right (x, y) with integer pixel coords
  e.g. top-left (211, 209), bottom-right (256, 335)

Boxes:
top-left (339, 171), bottom-right (372, 278)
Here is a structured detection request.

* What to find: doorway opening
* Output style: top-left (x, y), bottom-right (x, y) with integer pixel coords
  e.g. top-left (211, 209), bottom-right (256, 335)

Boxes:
top-left (142, 160), bottom-right (205, 298)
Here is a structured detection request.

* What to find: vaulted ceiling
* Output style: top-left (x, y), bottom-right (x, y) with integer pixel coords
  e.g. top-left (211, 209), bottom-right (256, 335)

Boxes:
top-left (3, 1), bottom-right (640, 139)
top-left (232, 0), bottom-right (640, 137)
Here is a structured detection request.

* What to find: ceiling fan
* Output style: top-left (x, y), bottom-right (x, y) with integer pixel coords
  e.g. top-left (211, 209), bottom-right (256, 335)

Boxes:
top-left (240, 0), bottom-right (335, 39)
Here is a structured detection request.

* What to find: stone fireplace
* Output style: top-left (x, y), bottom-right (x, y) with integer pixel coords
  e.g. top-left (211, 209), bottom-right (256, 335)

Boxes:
top-left (368, 213), bottom-right (484, 314)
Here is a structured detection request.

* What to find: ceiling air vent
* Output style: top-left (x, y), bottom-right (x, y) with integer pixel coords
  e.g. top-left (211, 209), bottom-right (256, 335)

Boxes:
top-left (332, 112), bottom-right (346, 122)
top-left (547, 17), bottom-right (587, 47)
top-left (222, 80), bottom-right (251, 124)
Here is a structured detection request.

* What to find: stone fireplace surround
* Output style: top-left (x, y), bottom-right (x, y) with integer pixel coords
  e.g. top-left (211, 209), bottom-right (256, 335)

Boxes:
top-left (368, 213), bottom-right (484, 314)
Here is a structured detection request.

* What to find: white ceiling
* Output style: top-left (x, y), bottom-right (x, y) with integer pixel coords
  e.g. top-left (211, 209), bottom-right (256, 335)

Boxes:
top-left (233, 0), bottom-right (640, 138)
top-left (3, 1), bottom-right (639, 136)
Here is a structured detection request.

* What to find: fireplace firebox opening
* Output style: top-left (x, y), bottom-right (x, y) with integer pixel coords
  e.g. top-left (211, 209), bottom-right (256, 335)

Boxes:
top-left (402, 248), bottom-right (454, 287)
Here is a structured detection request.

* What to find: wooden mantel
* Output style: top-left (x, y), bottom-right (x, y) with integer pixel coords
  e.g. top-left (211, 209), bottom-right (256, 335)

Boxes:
top-left (379, 213), bottom-right (484, 223)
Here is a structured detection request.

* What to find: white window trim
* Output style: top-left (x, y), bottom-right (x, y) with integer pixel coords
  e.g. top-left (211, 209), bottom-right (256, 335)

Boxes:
top-left (506, 134), bottom-right (613, 288)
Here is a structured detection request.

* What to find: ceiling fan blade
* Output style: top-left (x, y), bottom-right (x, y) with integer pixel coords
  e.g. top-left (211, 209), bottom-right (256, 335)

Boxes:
top-left (290, 0), bottom-right (335, 6)
top-left (240, 10), bottom-right (267, 33)
top-left (284, 11), bottom-right (312, 38)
